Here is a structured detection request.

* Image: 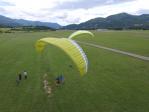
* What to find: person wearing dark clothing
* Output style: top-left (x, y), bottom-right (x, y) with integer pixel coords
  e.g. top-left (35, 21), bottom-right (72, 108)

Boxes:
top-left (55, 75), bottom-right (65, 85)
top-left (19, 73), bottom-right (22, 80)
top-left (55, 76), bottom-right (61, 85)
top-left (59, 75), bottom-right (64, 84)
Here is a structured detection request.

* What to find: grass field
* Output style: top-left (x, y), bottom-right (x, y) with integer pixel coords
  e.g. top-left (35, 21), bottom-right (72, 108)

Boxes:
top-left (0, 30), bottom-right (149, 112)
top-left (78, 30), bottom-right (149, 56)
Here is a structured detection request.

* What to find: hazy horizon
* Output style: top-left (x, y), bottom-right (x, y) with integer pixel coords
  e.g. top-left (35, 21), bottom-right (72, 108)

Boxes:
top-left (0, 0), bottom-right (149, 25)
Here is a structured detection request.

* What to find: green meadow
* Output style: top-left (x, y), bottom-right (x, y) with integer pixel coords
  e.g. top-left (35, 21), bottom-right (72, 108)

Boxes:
top-left (0, 30), bottom-right (149, 112)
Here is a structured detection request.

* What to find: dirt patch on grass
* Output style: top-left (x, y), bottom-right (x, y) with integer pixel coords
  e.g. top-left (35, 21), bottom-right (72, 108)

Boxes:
top-left (43, 74), bottom-right (52, 97)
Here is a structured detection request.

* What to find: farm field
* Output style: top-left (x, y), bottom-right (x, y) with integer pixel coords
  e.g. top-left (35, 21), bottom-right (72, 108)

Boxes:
top-left (0, 30), bottom-right (149, 112)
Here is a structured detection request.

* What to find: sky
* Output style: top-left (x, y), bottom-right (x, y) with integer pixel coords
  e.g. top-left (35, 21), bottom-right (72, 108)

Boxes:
top-left (0, 0), bottom-right (149, 25)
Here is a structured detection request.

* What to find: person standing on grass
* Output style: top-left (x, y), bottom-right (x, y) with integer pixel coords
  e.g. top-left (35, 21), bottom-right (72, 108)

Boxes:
top-left (16, 73), bottom-right (21, 85)
top-left (16, 76), bottom-right (20, 85)
top-left (59, 74), bottom-right (64, 84)
top-left (18, 73), bottom-right (22, 80)
top-left (23, 70), bottom-right (28, 79)
top-left (55, 74), bottom-right (65, 86)
top-left (55, 76), bottom-right (61, 85)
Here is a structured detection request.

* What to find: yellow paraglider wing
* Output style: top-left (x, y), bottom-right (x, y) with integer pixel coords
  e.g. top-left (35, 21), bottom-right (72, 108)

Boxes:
top-left (35, 37), bottom-right (88, 76)
top-left (68, 30), bottom-right (94, 39)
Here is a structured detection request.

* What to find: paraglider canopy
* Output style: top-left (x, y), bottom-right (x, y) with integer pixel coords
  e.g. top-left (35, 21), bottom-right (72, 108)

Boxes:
top-left (35, 30), bottom-right (94, 76)
top-left (68, 30), bottom-right (94, 39)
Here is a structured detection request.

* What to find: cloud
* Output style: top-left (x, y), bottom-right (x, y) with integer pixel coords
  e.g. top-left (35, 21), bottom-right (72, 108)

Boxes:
top-left (60, 15), bottom-right (81, 24)
top-left (0, 1), bottom-right (14, 6)
top-left (56, 0), bottom-right (136, 9)
top-left (137, 9), bottom-right (149, 14)
top-left (0, 7), bottom-right (7, 12)
top-left (55, 13), bottom-right (68, 19)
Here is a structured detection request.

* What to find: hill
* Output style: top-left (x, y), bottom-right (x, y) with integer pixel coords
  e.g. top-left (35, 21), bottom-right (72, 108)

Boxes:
top-left (1, 13), bottom-right (149, 30)
top-left (63, 13), bottom-right (149, 30)
top-left (0, 15), bottom-right (61, 29)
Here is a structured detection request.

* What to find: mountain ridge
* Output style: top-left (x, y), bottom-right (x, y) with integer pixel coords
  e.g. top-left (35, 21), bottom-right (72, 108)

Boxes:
top-left (63, 13), bottom-right (149, 30)
top-left (0, 13), bottom-right (149, 30)
top-left (0, 15), bottom-right (61, 29)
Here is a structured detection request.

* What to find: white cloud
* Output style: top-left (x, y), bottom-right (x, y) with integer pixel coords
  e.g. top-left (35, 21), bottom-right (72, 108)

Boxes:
top-left (0, 0), bottom-right (149, 25)
top-left (56, 0), bottom-right (135, 9)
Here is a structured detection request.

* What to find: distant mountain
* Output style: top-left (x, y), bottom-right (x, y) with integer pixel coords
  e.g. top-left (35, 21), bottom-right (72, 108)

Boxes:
top-left (1, 13), bottom-right (149, 30)
top-left (0, 15), bottom-right (20, 27)
top-left (0, 15), bottom-right (61, 29)
top-left (63, 13), bottom-right (149, 30)
top-left (14, 19), bottom-right (61, 29)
